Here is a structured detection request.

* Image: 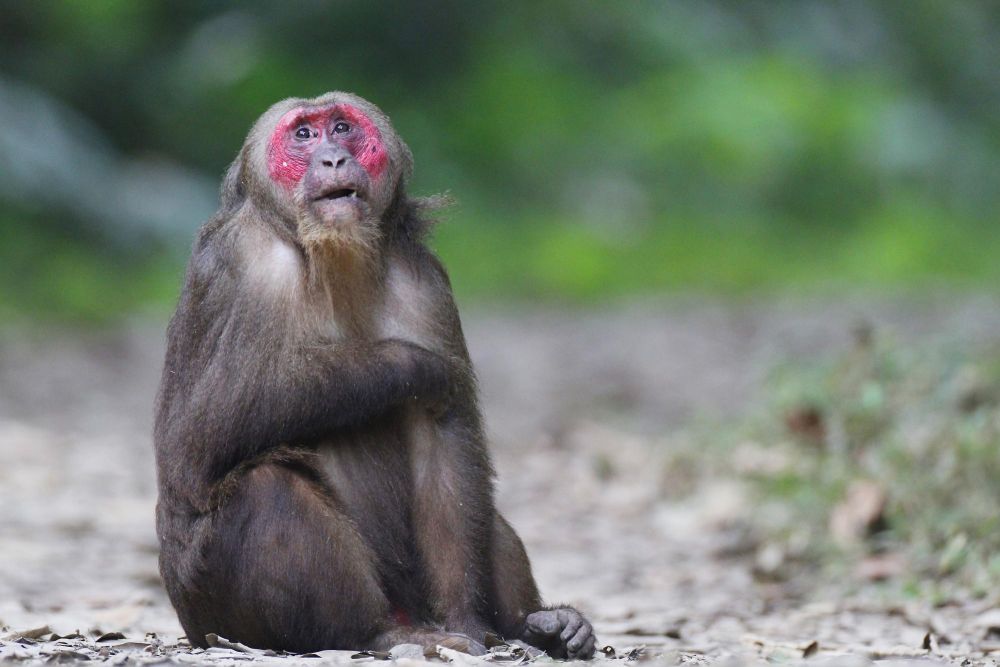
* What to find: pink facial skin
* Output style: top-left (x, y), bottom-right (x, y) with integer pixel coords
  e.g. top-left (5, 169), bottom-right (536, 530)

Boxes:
top-left (267, 104), bottom-right (388, 190)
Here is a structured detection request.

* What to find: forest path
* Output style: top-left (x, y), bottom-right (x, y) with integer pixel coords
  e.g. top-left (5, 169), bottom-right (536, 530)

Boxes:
top-left (1, 294), bottom-right (998, 665)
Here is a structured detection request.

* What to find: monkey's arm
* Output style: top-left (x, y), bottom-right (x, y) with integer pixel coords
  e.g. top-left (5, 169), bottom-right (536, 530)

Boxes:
top-left (154, 239), bottom-right (450, 502)
top-left (191, 338), bottom-right (448, 477)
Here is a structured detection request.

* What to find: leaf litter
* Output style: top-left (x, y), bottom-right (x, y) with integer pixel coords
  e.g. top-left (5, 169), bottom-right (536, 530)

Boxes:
top-left (3, 301), bottom-right (1000, 665)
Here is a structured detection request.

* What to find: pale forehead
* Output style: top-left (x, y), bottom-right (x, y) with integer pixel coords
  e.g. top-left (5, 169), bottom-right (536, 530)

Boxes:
top-left (258, 92), bottom-right (387, 132)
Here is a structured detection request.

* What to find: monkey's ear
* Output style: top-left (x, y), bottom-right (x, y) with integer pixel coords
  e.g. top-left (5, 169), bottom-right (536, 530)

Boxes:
top-left (219, 149), bottom-right (247, 211)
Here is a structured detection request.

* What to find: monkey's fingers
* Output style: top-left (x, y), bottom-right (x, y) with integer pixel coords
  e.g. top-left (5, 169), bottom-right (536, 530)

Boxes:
top-left (523, 610), bottom-right (561, 638)
top-left (571, 634), bottom-right (597, 661)
top-left (557, 610), bottom-right (583, 645)
top-left (521, 613), bottom-right (564, 657)
top-left (566, 622), bottom-right (595, 660)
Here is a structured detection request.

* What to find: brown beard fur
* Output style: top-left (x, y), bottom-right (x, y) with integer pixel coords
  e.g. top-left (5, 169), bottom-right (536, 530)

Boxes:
top-left (303, 234), bottom-right (385, 339)
top-left (297, 206), bottom-right (381, 255)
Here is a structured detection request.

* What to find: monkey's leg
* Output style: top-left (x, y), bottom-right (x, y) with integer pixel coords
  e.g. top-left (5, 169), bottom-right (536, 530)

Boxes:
top-left (409, 416), bottom-right (496, 644)
top-left (491, 514), bottom-right (597, 660)
top-left (173, 462), bottom-right (389, 652)
top-left (173, 462), bottom-right (485, 655)
top-left (489, 513), bottom-right (542, 636)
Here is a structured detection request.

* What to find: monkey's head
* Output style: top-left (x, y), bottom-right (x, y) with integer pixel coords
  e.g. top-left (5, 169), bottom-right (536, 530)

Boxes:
top-left (238, 92), bottom-right (413, 251)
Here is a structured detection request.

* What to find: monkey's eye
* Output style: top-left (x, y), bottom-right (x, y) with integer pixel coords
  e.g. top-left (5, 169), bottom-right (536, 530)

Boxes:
top-left (294, 126), bottom-right (313, 140)
top-left (332, 121), bottom-right (351, 134)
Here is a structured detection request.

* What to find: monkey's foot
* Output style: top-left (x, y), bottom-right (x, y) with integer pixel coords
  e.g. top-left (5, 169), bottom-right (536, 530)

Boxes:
top-left (504, 639), bottom-right (545, 658)
top-left (435, 632), bottom-right (488, 657)
top-left (372, 629), bottom-right (486, 657)
top-left (521, 608), bottom-right (596, 660)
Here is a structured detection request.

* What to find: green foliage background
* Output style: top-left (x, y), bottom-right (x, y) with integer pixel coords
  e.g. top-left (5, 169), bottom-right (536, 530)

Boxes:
top-left (1, 1), bottom-right (998, 320)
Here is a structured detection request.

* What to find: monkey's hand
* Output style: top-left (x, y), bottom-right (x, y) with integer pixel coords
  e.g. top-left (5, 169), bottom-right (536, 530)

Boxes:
top-left (520, 608), bottom-right (596, 660)
top-left (379, 339), bottom-right (453, 413)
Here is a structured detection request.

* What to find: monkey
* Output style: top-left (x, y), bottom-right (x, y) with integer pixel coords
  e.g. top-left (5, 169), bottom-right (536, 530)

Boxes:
top-left (153, 92), bottom-right (596, 660)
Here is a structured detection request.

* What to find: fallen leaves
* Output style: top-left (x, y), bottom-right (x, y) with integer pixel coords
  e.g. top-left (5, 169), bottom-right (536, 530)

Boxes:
top-left (1, 624), bottom-right (51, 641)
top-left (829, 480), bottom-right (887, 548)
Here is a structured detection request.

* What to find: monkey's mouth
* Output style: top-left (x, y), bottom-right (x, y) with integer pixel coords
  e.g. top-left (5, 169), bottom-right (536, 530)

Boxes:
top-left (309, 182), bottom-right (369, 225)
top-left (318, 188), bottom-right (359, 201)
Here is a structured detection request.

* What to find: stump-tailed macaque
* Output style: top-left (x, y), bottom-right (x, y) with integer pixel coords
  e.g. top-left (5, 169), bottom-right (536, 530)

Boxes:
top-left (154, 92), bottom-right (595, 659)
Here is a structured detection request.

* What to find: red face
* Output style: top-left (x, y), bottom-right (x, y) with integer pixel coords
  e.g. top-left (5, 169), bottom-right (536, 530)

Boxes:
top-left (267, 104), bottom-right (389, 191)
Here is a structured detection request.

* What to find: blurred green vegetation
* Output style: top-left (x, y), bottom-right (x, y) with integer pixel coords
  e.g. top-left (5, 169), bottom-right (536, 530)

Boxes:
top-left (1, 1), bottom-right (999, 321)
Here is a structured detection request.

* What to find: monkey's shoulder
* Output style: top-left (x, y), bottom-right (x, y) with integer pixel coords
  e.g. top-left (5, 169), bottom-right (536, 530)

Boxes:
top-left (386, 238), bottom-right (454, 292)
top-left (185, 214), bottom-right (249, 286)
top-left (191, 211), bottom-right (307, 302)
top-left (378, 244), bottom-right (464, 355)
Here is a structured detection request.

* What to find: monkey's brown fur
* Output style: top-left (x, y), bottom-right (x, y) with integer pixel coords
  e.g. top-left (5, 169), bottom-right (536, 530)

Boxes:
top-left (154, 92), bottom-right (595, 658)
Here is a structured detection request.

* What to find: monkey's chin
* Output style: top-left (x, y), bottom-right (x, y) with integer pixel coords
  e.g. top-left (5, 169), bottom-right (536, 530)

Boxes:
top-left (299, 207), bottom-right (380, 255)
top-left (310, 195), bottom-right (370, 224)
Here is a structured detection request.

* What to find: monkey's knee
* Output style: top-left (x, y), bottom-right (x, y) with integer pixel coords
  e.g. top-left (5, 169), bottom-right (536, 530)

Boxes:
top-left (182, 463), bottom-right (392, 652)
top-left (234, 464), bottom-right (383, 585)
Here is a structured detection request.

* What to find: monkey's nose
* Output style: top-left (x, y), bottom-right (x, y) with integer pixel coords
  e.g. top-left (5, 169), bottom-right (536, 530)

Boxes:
top-left (313, 145), bottom-right (352, 170)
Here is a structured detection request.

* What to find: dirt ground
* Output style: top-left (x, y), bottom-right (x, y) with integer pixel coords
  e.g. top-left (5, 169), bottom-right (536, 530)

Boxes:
top-left (1, 295), bottom-right (999, 665)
